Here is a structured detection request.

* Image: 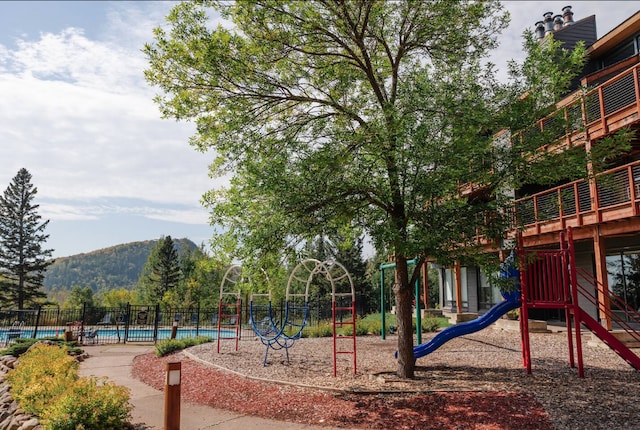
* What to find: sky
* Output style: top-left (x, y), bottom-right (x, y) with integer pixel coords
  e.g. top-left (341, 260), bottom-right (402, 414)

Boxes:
top-left (0, 1), bottom-right (638, 258)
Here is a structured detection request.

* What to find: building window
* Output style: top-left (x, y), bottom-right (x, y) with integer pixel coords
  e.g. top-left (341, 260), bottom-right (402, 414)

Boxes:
top-left (442, 267), bottom-right (469, 310)
top-left (606, 251), bottom-right (640, 321)
top-left (479, 270), bottom-right (503, 311)
top-left (600, 34), bottom-right (639, 69)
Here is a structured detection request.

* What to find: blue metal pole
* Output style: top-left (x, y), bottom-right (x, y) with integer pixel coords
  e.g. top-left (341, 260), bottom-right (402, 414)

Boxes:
top-left (415, 272), bottom-right (422, 345)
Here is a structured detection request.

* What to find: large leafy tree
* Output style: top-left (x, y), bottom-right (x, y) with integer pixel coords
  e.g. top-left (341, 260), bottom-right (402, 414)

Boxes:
top-left (64, 285), bottom-right (95, 309)
top-left (179, 244), bottom-right (221, 308)
top-left (137, 236), bottom-right (182, 306)
top-left (145, 1), bottom-right (592, 377)
top-left (0, 168), bottom-right (53, 309)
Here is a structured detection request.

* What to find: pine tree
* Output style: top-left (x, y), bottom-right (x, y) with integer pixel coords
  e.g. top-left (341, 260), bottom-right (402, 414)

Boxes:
top-left (137, 236), bottom-right (182, 306)
top-left (0, 168), bottom-right (53, 309)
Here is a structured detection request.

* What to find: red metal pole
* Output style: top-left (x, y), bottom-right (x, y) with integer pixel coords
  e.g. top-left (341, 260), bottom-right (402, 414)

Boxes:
top-left (235, 298), bottom-right (241, 351)
top-left (568, 227), bottom-right (585, 377)
top-left (217, 299), bottom-right (222, 353)
top-left (351, 300), bottom-right (357, 375)
top-left (561, 231), bottom-right (575, 368)
top-left (332, 300), bottom-right (337, 377)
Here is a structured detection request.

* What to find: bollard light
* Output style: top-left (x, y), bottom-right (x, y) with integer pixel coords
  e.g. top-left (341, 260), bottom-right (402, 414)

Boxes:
top-left (164, 361), bottom-right (181, 430)
top-left (167, 368), bottom-right (181, 386)
top-left (170, 319), bottom-right (179, 339)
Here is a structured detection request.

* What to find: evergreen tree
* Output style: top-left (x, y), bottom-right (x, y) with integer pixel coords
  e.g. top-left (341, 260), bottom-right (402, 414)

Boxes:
top-left (137, 236), bottom-right (182, 306)
top-left (0, 168), bottom-right (53, 309)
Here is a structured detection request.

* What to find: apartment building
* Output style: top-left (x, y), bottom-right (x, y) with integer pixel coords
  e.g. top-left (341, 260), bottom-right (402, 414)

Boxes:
top-left (440, 7), bottom-right (640, 329)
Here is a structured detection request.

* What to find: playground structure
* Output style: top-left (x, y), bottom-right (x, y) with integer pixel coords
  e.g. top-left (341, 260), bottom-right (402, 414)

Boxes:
top-left (216, 265), bottom-right (242, 353)
top-left (408, 227), bottom-right (640, 376)
top-left (379, 258), bottom-right (428, 344)
top-left (249, 259), bottom-right (357, 376)
top-left (518, 228), bottom-right (640, 376)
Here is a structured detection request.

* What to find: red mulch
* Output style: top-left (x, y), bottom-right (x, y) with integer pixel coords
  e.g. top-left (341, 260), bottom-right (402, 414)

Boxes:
top-left (131, 353), bottom-right (553, 429)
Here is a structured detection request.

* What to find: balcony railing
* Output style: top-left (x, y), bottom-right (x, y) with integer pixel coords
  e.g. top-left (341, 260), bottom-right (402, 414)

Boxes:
top-left (510, 59), bottom-right (640, 238)
top-left (515, 160), bottom-right (640, 235)
top-left (518, 61), bottom-right (640, 148)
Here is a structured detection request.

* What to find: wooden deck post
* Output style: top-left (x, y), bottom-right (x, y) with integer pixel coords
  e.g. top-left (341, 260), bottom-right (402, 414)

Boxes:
top-left (593, 229), bottom-right (612, 330)
top-left (454, 261), bottom-right (463, 314)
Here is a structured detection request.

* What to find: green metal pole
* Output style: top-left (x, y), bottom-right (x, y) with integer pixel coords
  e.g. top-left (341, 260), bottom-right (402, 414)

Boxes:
top-left (380, 269), bottom-right (386, 340)
top-left (380, 258), bottom-right (420, 341)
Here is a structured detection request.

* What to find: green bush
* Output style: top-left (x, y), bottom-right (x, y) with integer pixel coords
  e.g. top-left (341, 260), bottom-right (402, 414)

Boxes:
top-left (155, 336), bottom-right (212, 357)
top-left (365, 320), bottom-right (383, 335)
top-left (1, 338), bottom-right (81, 358)
top-left (40, 376), bottom-right (131, 430)
top-left (302, 322), bottom-right (333, 338)
top-left (6, 343), bottom-right (133, 430)
top-left (421, 317), bottom-right (441, 333)
top-left (6, 344), bottom-right (78, 415)
top-left (341, 318), bottom-right (370, 336)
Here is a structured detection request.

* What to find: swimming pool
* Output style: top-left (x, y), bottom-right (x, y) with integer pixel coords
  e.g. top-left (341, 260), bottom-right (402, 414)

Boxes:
top-left (0, 327), bottom-right (233, 343)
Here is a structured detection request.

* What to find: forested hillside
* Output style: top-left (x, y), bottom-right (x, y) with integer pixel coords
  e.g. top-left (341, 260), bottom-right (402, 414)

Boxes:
top-left (43, 239), bottom-right (197, 293)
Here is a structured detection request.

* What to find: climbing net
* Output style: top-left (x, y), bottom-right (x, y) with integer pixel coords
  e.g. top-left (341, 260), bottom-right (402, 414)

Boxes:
top-left (249, 259), bottom-right (329, 366)
top-left (249, 259), bottom-right (356, 373)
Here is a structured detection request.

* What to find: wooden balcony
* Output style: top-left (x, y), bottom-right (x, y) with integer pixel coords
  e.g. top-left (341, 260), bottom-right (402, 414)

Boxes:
top-left (522, 61), bottom-right (640, 151)
top-left (512, 62), bottom-right (640, 245)
top-left (515, 160), bottom-right (640, 239)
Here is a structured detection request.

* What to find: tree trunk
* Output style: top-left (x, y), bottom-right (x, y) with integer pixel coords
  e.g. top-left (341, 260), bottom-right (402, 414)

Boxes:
top-left (393, 254), bottom-right (415, 379)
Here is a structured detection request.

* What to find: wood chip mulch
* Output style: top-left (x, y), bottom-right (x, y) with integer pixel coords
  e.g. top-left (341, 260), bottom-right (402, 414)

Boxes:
top-left (133, 352), bottom-right (552, 429)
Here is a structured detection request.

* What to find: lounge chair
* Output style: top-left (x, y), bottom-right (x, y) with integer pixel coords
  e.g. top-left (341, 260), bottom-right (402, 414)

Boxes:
top-left (84, 328), bottom-right (99, 344)
top-left (97, 314), bottom-right (113, 325)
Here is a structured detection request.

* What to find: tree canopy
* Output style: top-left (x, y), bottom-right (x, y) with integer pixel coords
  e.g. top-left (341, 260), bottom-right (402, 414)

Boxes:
top-left (145, 0), bottom-right (594, 377)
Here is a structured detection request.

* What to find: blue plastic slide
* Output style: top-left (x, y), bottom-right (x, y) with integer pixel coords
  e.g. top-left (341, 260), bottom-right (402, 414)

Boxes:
top-left (413, 299), bottom-right (521, 359)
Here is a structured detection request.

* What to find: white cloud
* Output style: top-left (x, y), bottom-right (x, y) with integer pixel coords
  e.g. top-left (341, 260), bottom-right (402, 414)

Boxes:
top-left (0, 4), bottom-right (219, 218)
top-left (0, 1), bottom-right (637, 258)
top-left (7, 28), bottom-right (145, 93)
top-left (144, 207), bottom-right (210, 225)
top-left (39, 199), bottom-right (209, 225)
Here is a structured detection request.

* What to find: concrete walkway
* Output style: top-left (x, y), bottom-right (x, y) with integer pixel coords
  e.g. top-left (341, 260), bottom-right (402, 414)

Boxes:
top-left (78, 344), bottom-right (348, 430)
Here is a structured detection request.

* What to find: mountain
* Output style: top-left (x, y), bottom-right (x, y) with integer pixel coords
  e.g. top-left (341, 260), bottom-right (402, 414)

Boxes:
top-left (43, 238), bottom-right (197, 292)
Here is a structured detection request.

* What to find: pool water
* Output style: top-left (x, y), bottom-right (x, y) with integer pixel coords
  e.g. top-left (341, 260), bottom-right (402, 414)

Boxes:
top-left (0, 327), bottom-right (232, 342)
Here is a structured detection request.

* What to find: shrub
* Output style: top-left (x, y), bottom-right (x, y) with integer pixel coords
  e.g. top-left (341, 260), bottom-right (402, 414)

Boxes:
top-left (366, 320), bottom-right (383, 335)
top-left (341, 318), bottom-right (370, 336)
top-left (1, 338), bottom-right (81, 358)
top-left (302, 322), bottom-right (333, 338)
top-left (5, 344), bottom-right (78, 415)
top-left (6, 343), bottom-right (133, 429)
top-left (40, 377), bottom-right (131, 430)
top-left (421, 317), bottom-right (441, 333)
top-left (155, 336), bottom-right (212, 357)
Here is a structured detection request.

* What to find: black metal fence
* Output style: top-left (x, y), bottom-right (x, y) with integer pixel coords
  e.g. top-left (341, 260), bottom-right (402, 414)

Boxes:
top-left (0, 297), bottom-right (364, 346)
top-left (0, 304), bottom-right (225, 346)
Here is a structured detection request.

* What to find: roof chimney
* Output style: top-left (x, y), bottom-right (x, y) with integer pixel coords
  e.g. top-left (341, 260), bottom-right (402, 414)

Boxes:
top-left (553, 14), bottom-right (564, 31)
top-left (562, 5), bottom-right (574, 26)
top-left (534, 21), bottom-right (545, 39)
top-left (543, 12), bottom-right (554, 35)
